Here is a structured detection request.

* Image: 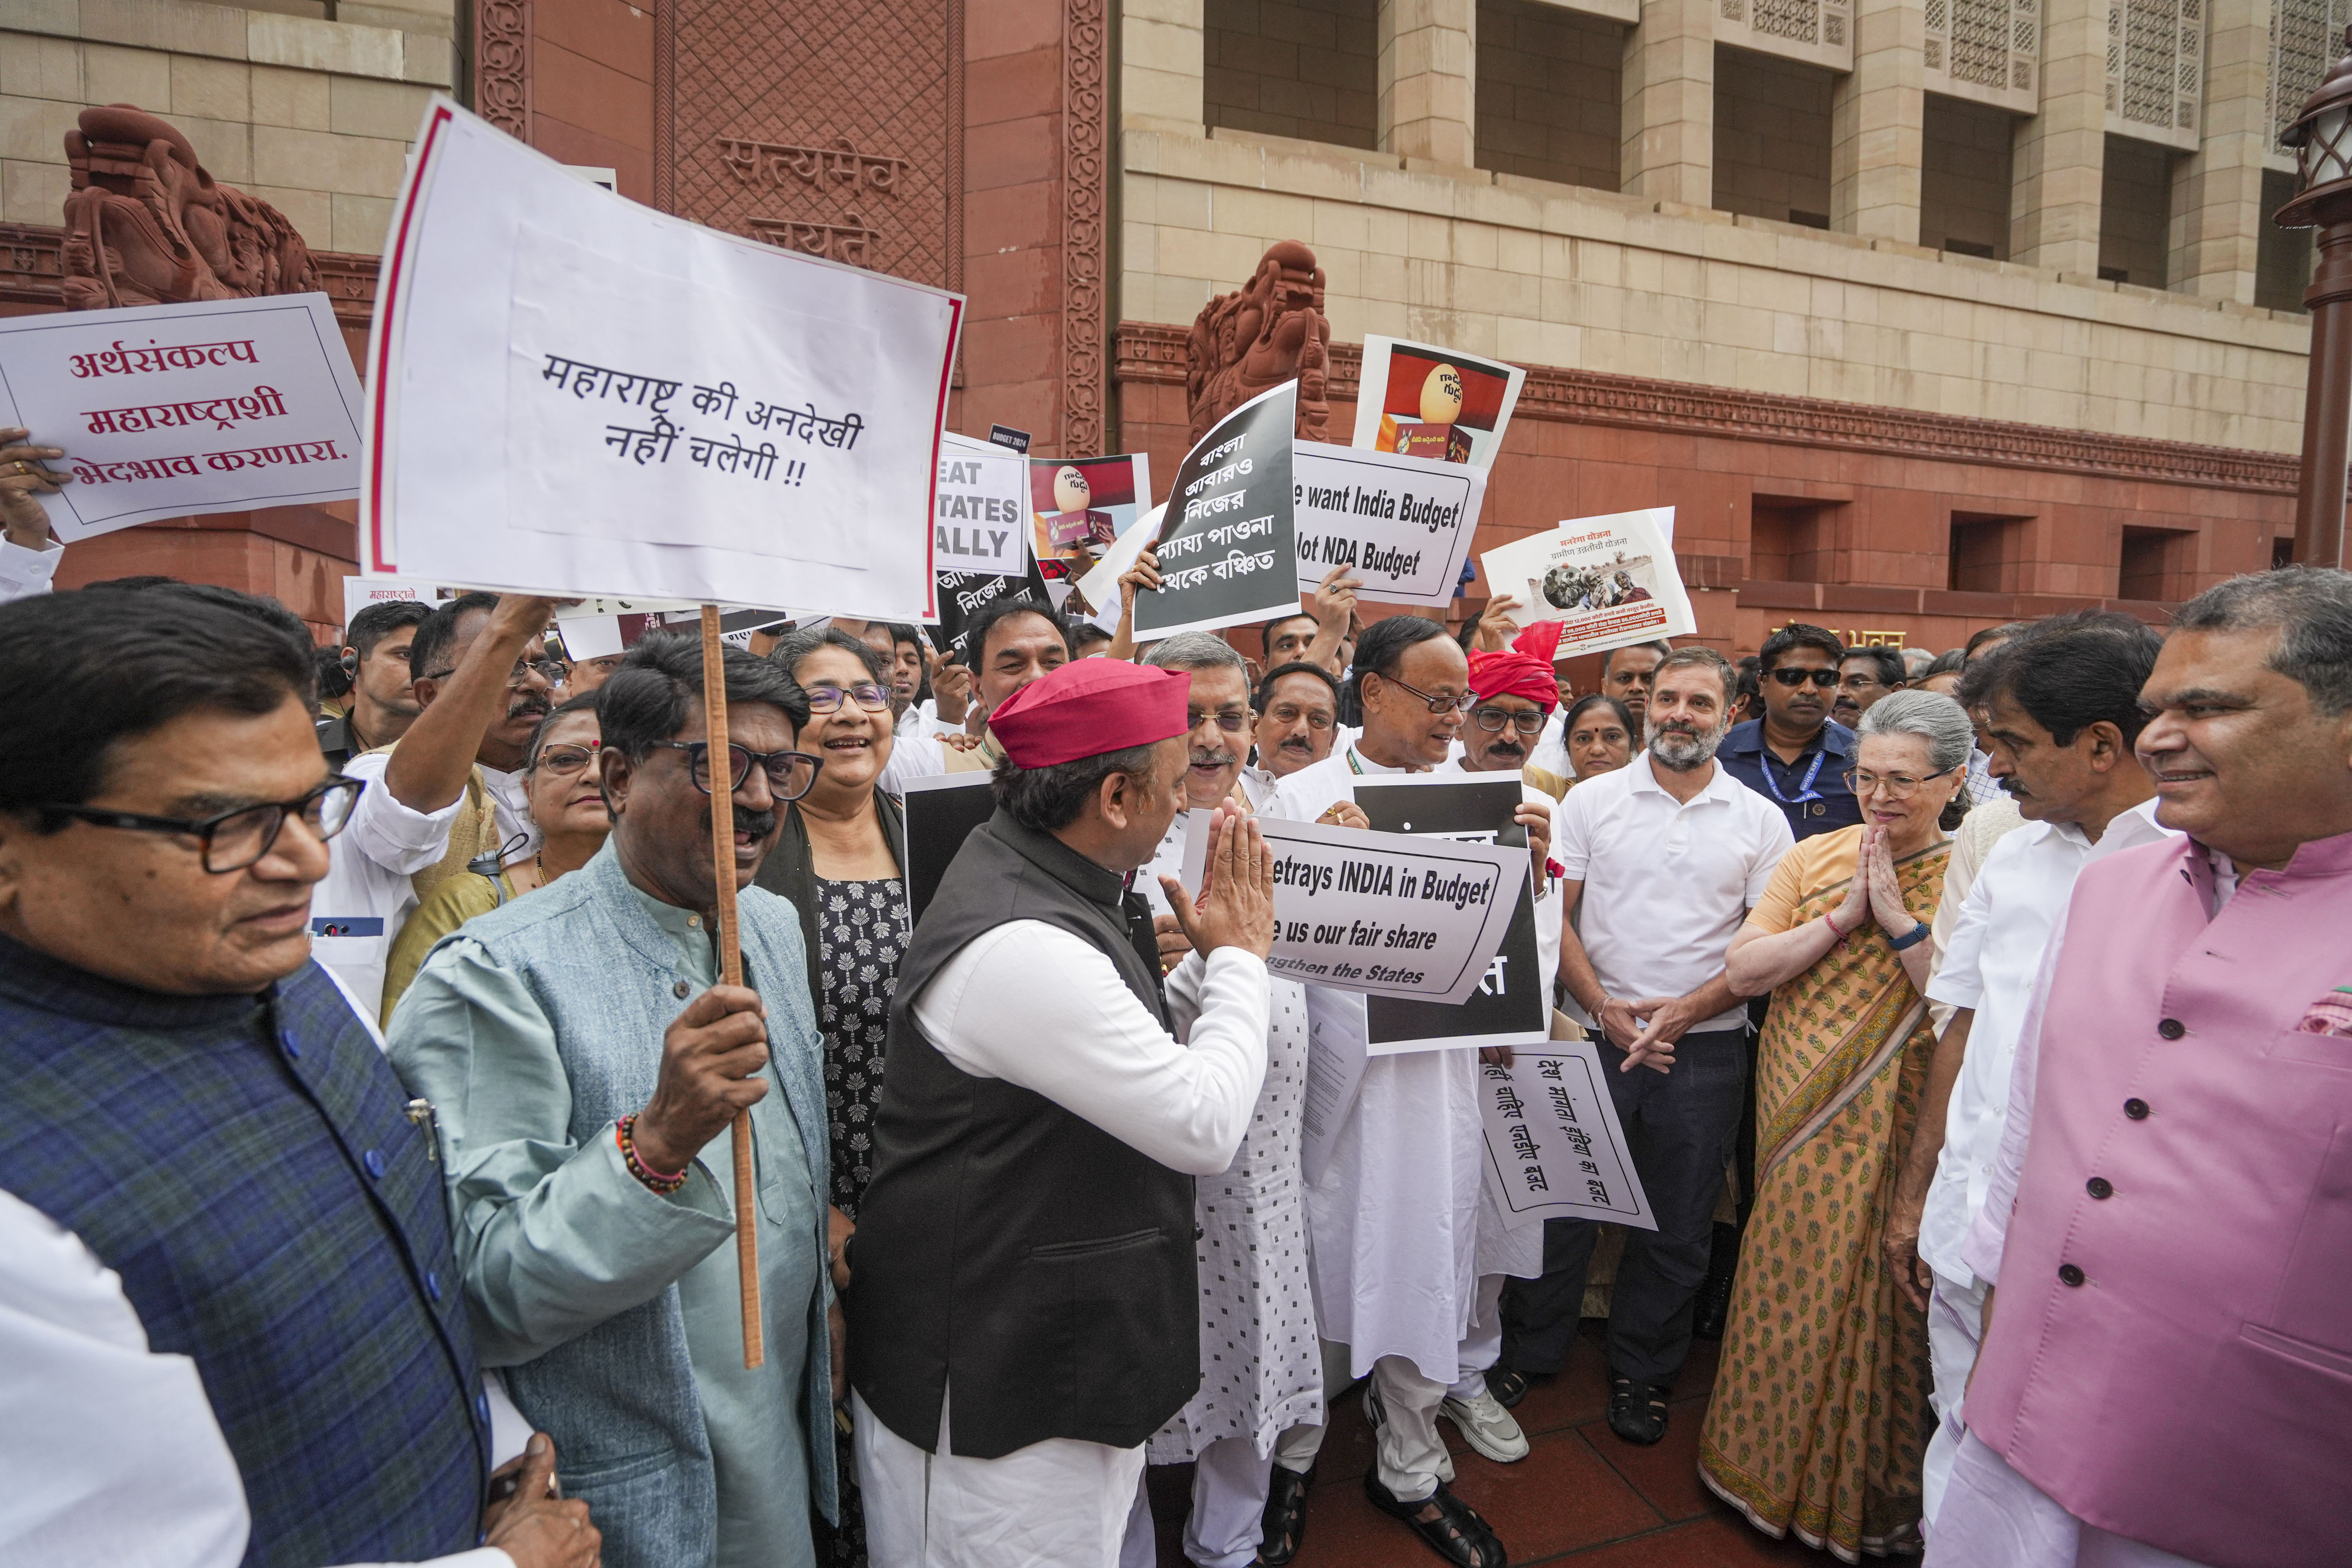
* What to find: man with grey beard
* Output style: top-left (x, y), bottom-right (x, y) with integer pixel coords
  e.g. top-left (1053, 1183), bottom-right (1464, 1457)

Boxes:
top-left (1495, 647), bottom-right (1793, 1446)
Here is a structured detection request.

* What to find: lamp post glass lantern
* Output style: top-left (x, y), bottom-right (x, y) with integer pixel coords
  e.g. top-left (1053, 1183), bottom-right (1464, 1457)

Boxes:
top-left (2278, 26), bottom-right (2352, 570)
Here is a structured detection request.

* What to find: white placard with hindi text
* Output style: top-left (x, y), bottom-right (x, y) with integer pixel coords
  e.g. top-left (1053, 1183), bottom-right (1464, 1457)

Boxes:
top-left (1477, 1047), bottom-right (1655, 1229)
top-left (362, 97), bottom-right (960, 619)
top-left (1178, 808), bottom-right (1527, 1006)
top-left (341, 574), bottom-right (439, 630)
top-left (1478, 507), bottom-right (1696, 660)
top-left (1292, 442), bottom-right (1486, 608)
top-left (0, 293), bottom-right (365, 543)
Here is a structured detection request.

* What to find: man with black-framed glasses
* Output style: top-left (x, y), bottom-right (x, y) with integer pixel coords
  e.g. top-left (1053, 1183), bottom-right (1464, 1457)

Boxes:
top-left (1720, 622), bottom-right (1862, 841)
top-left (390, 628), bottom-right (842, 1568)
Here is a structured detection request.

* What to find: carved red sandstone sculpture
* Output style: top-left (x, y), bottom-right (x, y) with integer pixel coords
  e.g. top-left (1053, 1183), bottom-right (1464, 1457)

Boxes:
top-left (60, 104), bottom-right (320, 311)
top-left (1184, 240), bottom-right (1332, 442)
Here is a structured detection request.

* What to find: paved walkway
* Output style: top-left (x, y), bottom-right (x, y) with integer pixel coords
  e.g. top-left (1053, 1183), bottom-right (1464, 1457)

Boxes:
top-left (1143, 1322), bottom-right (1846, 1567)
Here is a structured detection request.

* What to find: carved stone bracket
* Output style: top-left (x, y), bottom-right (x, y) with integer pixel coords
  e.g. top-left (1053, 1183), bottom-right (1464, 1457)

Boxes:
top-left (1061, 0), bottom-right (1108, 458)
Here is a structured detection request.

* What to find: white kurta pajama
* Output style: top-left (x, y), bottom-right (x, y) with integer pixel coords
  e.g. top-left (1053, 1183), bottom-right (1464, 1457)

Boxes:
top-left (853, 919), bottom-right (1272, 1568)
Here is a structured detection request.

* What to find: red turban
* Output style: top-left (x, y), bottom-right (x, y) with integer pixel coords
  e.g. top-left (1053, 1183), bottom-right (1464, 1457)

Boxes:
top-left (989, 658), bottom-right (1193, 767)
top-left (1511, 621), bottom-right (1565, 665)
top-left (1468, 648), bottom-right (1561, 713)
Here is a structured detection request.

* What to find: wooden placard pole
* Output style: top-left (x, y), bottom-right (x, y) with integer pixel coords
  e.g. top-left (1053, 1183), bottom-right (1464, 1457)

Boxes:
top-left (700, 603), bottom-right (764, 1370)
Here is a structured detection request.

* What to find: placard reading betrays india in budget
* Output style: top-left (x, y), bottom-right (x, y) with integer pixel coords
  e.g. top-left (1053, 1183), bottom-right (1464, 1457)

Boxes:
top-left (0, 293), bottom-right (366, 542)
top-left (361, 97), bottom-right (959, 619)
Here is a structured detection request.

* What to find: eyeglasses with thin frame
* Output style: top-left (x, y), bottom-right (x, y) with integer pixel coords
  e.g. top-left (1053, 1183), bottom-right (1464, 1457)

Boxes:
top-left (1768, 666), bottom-right (1842, 688)
top-left (646, 739), bottom-right (823, 801)
top-left (1844, 766), bottom-right (1956, 799)
top-left (1470, 705), bottom-right (1547, 735)
top-left (1372, 672), bottom-right (1468, 715)
top-left (1838, 672), bottom-right (1889, 691)
top-left (531, 742), bottom-right (602, 777)
top-left (38, 777), bottom-right (365, 873)
top-left (805, 683), bottom-right (891, 715)
top-left (1189, 707), bottom-right (1250, 734)
top-left (419, 657), bottom-right (567, 687)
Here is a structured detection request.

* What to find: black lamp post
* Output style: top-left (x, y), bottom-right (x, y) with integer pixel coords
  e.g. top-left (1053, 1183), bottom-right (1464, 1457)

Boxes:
top-left (2276, 25), bottom-right (2352, 568)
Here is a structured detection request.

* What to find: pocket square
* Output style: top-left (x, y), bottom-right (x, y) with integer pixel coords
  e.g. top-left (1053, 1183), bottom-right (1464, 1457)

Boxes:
top-left (2295, 987), bottom-right (2352, 1038)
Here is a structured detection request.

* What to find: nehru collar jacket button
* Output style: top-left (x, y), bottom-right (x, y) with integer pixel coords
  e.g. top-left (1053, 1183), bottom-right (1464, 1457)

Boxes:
top-left (2086, 1176), bottom-right (2113, 1199)
top-left (2124, 1098), bottom-right (2150, 1120)
top-left (2058, 1263), bottom-right (2085, 1287)
top-left (363, 1149), bottom-right (386, 1179)
top-left (2157, 1018), bottom-right (2185, 1040)
top-left (674, 980), bottom-right (691, 999)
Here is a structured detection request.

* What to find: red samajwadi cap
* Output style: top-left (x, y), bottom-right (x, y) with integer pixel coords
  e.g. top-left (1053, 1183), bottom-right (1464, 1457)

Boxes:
top-left (990, 658), bottom-right (1193, 767)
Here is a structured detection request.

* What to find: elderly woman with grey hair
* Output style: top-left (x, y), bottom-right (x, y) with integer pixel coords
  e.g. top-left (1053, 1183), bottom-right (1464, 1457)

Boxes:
top-left (1697, 689), bottom-right (1974, 1560)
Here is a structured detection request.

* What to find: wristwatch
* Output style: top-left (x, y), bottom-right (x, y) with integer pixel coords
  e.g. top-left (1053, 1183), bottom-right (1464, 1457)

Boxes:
top-left (1887, 919), bottom-right (1931, 952)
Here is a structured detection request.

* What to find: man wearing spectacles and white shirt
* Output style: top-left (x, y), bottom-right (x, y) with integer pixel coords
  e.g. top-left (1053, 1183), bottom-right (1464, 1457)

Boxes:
top-left (1719, 624), bottom-right (1862, 841)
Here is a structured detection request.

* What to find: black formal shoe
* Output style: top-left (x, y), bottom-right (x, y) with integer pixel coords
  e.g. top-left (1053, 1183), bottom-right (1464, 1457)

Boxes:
top-left (1254, 1463), bottom-right (1312, 1567)
top-left (1606, 1372), bottom-right (1671, 1445)
top-left (1691, 1220), bottom-right (1741, 1341)
top-left (1361, 1473), bottom-right (1508, 1568)
top-left (1485, 1365), bottom-right (1535, 1410)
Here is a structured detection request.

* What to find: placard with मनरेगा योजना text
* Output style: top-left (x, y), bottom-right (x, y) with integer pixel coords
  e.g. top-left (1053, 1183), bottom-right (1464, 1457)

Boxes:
top-left (1178, 808), bottom-right (1525, 1006)
top-left (1291, 442), bottom-right (1486, 609)
top-left (1478, 506), bottom-right (1696, 660)
top-left (0, 293), bottom-right (365, 543)
top-left (363, 97), bottom-right (959, 619)
top-left (1478, 1048), bottom-right (1655, 1229)
top-left (933, 432), bottom-right (1028, 578)
top-left (1133, 381), bottom-right (1298, 638)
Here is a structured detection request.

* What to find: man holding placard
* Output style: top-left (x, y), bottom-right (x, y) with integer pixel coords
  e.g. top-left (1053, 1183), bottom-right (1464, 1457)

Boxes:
top-left (849, 658), bottom-right (1276, 1568)
top-left (389, 635), bottom-right (838, 1568)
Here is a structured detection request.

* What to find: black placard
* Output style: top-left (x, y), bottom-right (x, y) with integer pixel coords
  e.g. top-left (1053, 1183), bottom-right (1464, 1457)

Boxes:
top-left (1353, 776), bottom-right (1547, 1051)
top-left (1133, 381), bottom-right (1299, 638)
top-left (927, 558), bottom-right (1054, 663)
top-left (987, 423), bottom-right (1032, 454)
top-left (903, 776), bottom-right (999, 924)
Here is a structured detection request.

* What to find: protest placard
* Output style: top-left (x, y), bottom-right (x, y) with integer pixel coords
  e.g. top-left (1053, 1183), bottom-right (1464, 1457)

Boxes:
top-left (903, 773), bottom-right (998, 922)
top-left (363, 98), bottom-right (959, 620)
top-left (1133, 382), bottom-right (1298, 639)
top-left (1178, 808), bottom-right (1525, 1006)
top-left (1349, 337), bottom-right (1525, 471)
top-left (1352, 774), bottom-right (1550, 1054)
top-left (1292, 443), bottom-right (1486, 608)
top-left (1478, 507), bottom-right (1696, 660)
top-left (934, 433), bottom-right (1028, 578)
top-left (1300, 990), bottom-right (1370, 1186)
top-left (1029, 451), bottom-right (1151, 565)
top-left (1477, 1047), bottom-right (1655, 1229)
top-left (341, 574), bottom-right (442, 629)
top-left (927, 561), bottom-right (1055, 662)
top-left (1073, 504), bottom-right (1161, 632)
top-left (0, 293), bottom-right (365, 543)
top-left (987, 424), bottom-right (1030, 454)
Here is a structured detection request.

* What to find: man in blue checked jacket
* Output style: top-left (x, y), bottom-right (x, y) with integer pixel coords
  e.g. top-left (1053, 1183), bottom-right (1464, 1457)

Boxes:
top-left (0, 587), bottom-right (596, 1568)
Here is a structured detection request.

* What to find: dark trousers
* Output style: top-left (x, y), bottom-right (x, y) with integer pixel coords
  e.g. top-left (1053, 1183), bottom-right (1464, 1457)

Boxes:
top-left (1499, 1026), bottom-right (1748, 1388)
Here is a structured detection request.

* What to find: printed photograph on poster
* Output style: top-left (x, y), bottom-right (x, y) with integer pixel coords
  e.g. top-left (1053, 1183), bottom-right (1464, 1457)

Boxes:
top-left (1348, 336), bottom-right (1526, 471)
top-left (1291, 443), bottom-right (1486, 608)
top-left (365, 97), bottom-right (959, 619)
top-left (1177, 809), bottom-right (1527, 1005)
top-left (935, 432), bottom-right (1029, 578)
top-left (0, 293), bottom-right (366, 543)
top-left (1352, 773), bottom-right (1549, 1054)
top-left (903, 773), bottom-right (997, 922)
top-left (1073, 505), bottom-right (1162, 633)
top-left (1028, 452), bottom-right (1150, 565)
top-left (1133, 381), bottom-right (1298, 639)
top-left (1478, 1048), bottom-right (1656, 1229)
top-left (1478, 507), bottom-right (1696, 660)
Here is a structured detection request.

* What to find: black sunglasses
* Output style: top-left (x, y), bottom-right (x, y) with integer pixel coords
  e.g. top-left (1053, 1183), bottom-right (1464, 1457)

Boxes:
top-left (39, 777), bottom-right (365, 873)
top-left (646, 740), bottom-right (822, 801)
top-left (1767, 667), bottom-right (1841, 688)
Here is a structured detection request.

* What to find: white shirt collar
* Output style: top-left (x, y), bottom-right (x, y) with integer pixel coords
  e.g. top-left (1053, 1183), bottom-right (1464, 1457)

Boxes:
top-left (1623, 749), bottom-right (1730, 804)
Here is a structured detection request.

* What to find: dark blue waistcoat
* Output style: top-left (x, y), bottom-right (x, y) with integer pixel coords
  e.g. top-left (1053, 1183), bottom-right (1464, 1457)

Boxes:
top-left (0, 937), bottom-right (489, 1568)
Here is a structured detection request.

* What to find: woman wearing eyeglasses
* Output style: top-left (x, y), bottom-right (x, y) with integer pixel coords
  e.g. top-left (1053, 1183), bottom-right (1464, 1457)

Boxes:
top-left (1696, 690), bottom-right (1973, 1561)
top-left (378, 694), bottom-right (610, 1020)
top-left (752, 628), bottom-right (908, 1568)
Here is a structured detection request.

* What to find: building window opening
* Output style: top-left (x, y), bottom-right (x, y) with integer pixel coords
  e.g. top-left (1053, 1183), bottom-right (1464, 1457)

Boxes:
top-left (1205, 0), bottom-right (1378, 150)
top-left (1751, 497), bottom-right (1839, 582)
top-left (2257, 167), bottom-right (2316, 314)
top-left (2098, 134), bottom-right (2177, 288)
top-left (1475, 0), bottom-right (1627, 192)
top-left (1920, 93), bottom-right (2015, 259)
top-left (1948, 512), bottom-right (2032, 593)
top-left (2118, 525), bottom-right (2192, 601)
top-left (1713, 46), bottom-right (1835, 226)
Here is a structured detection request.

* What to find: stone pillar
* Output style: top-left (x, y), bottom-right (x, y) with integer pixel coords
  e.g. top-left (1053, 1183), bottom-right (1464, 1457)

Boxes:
top-left (1620, 0), bottom-right (1715, 206)
top-left (1830, 0), bottom-right (1925, 240)
top-left (1378, 0), bottom-right (1478, 166)
top-left (2167, 0), bottom-right (2273, 301)
top-left (2009, 0), bottom-right (2107, 273)
top-left (1123, 0), bottom-right (1205, 134)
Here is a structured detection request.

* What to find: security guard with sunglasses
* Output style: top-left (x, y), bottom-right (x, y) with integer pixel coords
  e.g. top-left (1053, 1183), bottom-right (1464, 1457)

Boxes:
top-left (1718, 623), bottom-right (1862, 840)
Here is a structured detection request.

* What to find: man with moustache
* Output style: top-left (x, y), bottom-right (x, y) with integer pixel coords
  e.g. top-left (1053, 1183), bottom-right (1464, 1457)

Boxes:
top-left (390, 632), bottom-right (838, 1568)
top-left (1831, 644), bottom-right (1908, 730)
top-left (1261, 615), bottom-right (1553, 1568)
top-left (1873, 611), bottom-right (2167, 1527)
top-left (1720, 624), bottom-right (1859, 840)
top-left (923, 598), bottom-right (1072, 775)
top-left (1930, 570), bottom-right (2352, 1568)
top-left (318, 599), bottom-right (432, 765)
top-left (1249, 661), bottom-right (1342, 801)
top-left (1497, 649), bottom-right (1792, 1443)
top-left (310, 590), bottom-right (564, 1013)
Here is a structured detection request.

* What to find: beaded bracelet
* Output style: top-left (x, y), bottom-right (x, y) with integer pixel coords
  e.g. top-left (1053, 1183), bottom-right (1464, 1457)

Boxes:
top-left (617, 1114), bottom-right (688, 1195)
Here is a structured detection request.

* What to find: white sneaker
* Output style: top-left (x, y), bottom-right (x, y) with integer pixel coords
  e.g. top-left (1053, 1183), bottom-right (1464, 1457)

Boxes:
top-left (1440, 1388), bottom-right (1530, 1464)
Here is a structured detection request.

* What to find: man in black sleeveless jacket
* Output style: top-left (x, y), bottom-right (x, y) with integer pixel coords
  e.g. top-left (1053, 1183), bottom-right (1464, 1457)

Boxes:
top-left (848, 656), bottom-right (1277, 1565)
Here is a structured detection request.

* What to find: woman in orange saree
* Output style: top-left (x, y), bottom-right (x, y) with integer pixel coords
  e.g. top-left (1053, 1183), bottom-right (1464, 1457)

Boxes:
top-left (1698, 691), bottom-right (1974, 1562)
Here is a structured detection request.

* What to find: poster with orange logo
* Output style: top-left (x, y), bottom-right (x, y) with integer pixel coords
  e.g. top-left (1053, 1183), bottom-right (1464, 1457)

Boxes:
top-left (1348, 337), bottom-right (1526, 471)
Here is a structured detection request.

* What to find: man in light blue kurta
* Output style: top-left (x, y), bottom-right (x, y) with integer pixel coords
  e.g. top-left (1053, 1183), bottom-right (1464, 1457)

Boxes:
top-left (387, 638), bottom-right (834, 1568)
